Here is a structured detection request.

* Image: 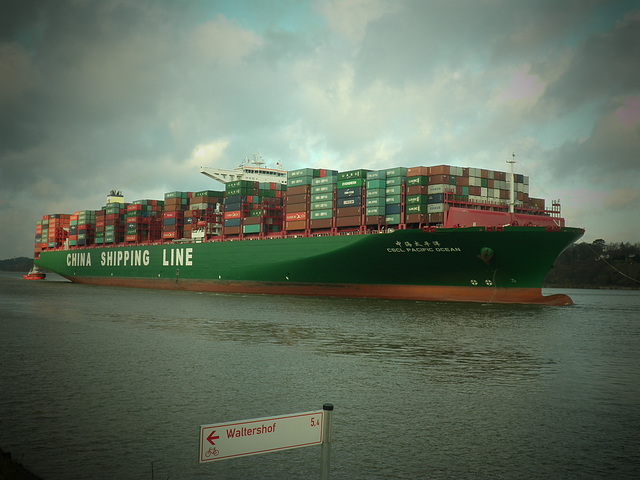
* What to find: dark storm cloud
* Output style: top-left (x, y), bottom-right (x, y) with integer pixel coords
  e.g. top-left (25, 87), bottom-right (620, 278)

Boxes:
top-left (543, 10), bottom-right (640, 113)
top-left (542, 10), bottom-right (640, 181)
top-left (0, 1), bottom-right (187, 195)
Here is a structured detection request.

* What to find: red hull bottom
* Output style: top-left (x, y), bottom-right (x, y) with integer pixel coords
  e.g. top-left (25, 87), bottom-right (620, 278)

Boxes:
top-left (63, 277), bottom-right (573, 306)
top-left (23, 274), bottom-right (46, 280)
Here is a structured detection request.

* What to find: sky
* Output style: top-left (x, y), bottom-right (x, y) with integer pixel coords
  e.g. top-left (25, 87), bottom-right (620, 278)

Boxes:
top-left (1, 0), bottom-right (639, 258)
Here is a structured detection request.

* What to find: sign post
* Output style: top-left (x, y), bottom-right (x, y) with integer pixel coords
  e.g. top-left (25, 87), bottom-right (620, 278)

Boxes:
top-left (200, 405), bottom-right (334, 478)
top-left (320, 403), bottom-right (333, 480)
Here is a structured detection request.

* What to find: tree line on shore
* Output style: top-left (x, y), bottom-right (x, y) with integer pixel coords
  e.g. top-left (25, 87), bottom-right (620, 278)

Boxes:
top-left (544, 239), bottom-right (640, 289)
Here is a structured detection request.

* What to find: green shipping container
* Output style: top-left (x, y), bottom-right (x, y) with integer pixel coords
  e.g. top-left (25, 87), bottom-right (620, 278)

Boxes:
top-left (337, 178), bottom-right (365, 189)
top-left (311, 201), bottom-right (334, 211)
top-left (406, 204), bottom-right (428, 214)
top-left (310, 209), bottom-right (333, 220)
top-left (406, 175), bottom-right (429, 186)
top-left (311, 176), bottom-right (337, 186)
top-left (242, 224), bottom-right (262, 234)
top-left (365, 188), bottom-right (385, 198)
top-left (385, 214), bottom-right (401, 225)
top-left (288, 168), bottom-right (318, 178)
top-left (385, 185), bottom-right (402, 195)
top-left (385, 177), bottom-right (403, 187)
top-left (406, 194), bottom-right (429, 205)
top-left (338, 169), bottom-right (369, 180)
top-left (311, 184), bottom-right (334, 194)
top-left (366, 179), bottom-right (386, 189)
top-left (366, 197), bottom-right (386, 207)
top-left (366, 206), bottom-right (385, 216)
top-left (384, 167), bottom-right (407, 177)
top-left (311, 193), bottom-right (332, 202)
top-left (366, 170), bottom-right (386, 180)
top-left (288, 176), bottom-right (313, 187)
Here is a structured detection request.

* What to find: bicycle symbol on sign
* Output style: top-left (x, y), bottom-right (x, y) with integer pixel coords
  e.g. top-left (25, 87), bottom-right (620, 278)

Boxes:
top-left (205, 446), bottom-right (219, 457)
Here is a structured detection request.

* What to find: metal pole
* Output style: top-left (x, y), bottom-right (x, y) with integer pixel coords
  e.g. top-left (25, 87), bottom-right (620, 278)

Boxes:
top-left (320, 403), bottom-right (333, 480)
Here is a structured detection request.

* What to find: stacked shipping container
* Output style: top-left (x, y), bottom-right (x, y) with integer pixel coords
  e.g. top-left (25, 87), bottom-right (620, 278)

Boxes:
top-left (33, 163), bottom-right (553, 253)
top-left (223, 181), bottom-right (284, 236)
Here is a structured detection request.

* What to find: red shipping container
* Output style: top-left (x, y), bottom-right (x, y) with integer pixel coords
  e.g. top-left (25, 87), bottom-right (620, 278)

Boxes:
top-left (365, 215), bottom-right (385, 225)
top-left (162, 231), bottom-right (177, 239)
top-left (96, 221), bottom-right (105, 227)
top-left (429, 165), bottom-right (450, 175)
top-left (285, 203), bottom-right (307, 213)
top-left (310, 219), bottom-right (333, 229)
top-left (163, 211), bottom-right (184, 219)
top-left (336, 216), bottom-right (361, 227)
top-left (285, 193), bottom-right (309, 205)
top-left (407, 185), bottom-right (429, 195)
top-left (430, 174), bottom-right (450, 184)
top-left (286, 220), bottom-right (306, 231)
top-left (406, 213), bottom-right (428, 224)
top-left (407, 166), bottom-right (429, 177)
top-left (127, 204), bottom-right (143, 212)
top-left (337, 206), bottom-right (361, 217)
top-left (224, 226), bottom-right (241, 235)
top-left (286, 185), bottom-right (310, 196)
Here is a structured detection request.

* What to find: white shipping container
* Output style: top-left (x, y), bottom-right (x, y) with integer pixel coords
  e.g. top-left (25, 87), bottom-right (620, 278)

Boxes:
top-left (427, 203), bottom-right (445, 213)
top-left (427, 184), bottom-right (455, 194)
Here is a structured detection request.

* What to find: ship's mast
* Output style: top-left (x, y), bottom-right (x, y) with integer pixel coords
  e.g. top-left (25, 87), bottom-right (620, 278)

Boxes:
top-left (507, 153), bottom-right (516, 216)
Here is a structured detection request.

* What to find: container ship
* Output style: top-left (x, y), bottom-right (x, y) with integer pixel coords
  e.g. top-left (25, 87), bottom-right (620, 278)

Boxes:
top-left (32, 156), bottom-right (584, 305)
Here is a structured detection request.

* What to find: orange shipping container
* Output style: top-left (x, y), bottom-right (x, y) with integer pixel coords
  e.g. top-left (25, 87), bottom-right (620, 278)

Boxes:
top-left (224, 210), bottom-right (242, 219)
top-left (286, 211), bottom-right (307, 222)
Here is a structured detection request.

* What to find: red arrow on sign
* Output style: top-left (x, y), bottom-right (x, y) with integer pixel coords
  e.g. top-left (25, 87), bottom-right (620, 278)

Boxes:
top-left (207, 431), bottom-right (220, 445)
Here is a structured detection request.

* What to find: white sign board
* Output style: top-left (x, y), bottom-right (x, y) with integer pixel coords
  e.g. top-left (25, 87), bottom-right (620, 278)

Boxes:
top-left (199, 410), bottom-right (324, 462)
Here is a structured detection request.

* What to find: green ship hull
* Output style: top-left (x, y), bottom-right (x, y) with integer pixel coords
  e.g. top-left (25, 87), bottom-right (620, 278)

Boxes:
top-left (35, 226), bottom-right (584, 305)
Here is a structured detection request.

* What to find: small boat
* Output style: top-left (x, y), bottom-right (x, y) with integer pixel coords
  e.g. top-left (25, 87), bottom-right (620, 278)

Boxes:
top-left (23, 265), bottom-right (46, 280)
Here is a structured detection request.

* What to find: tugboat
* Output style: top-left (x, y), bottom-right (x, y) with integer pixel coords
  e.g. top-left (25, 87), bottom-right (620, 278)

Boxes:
top-left (23, 265), bottom-right (46, 280)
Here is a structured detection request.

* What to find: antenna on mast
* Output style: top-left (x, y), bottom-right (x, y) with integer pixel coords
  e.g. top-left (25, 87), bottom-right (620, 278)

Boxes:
top-left (506, 152), bottom-right (516, 216)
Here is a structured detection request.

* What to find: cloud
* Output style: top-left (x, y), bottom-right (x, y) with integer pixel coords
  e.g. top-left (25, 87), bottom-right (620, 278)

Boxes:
top-left (497, 65), bottom-right (546, 103)
top-left (191, 14), bottom-right (263, 66)
top-left (604, 188), bottom-right (639, 211)
top-left (543, 9), bottom-right (640, 113)
top-left (187, 140), bottom-right (230, 169)
top-left (319, 0), bottom-right (400, 43)
top-left (2, 1), bottom-right (640, 257)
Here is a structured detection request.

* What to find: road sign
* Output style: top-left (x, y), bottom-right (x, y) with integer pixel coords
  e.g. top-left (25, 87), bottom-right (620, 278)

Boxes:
top-left (199, 410), bottom-right (324, 462)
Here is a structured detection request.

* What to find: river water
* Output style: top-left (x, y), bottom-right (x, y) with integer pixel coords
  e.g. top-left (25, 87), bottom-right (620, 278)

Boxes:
top-left (1, 272), bottom-right (639, 479)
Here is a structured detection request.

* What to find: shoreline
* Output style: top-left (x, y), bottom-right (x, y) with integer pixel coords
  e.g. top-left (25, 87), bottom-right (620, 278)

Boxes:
top-left (0, 449), bottom-right (43, 480)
